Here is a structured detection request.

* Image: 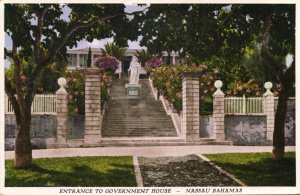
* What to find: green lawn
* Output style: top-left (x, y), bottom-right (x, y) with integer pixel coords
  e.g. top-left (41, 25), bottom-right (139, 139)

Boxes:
top-left (204, 152), bottom-right (296, 186)
top-left (5, 156), bottom-right (136, 187)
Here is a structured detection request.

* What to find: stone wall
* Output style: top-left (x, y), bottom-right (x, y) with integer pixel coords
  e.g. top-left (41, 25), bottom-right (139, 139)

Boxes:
top-left (225, 115), bottom-right (268, 145)
top-left (224, 99), bottom-right (295, 146)
top-left (5, 114), bottom-right (85, 150)
top-left (274, 98), bottom-right (295, 145)
top-left (199, 115), bottom-right (213, 138)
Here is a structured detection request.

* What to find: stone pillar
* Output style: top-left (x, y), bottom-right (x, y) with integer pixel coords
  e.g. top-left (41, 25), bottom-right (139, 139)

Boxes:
top-left (213, 80), bottom-right (225, 142)
top-left (181, 72), bottom-right (200, 142)
top-left (84, 68), bottom-right (102, 143)
top-left (263, 82), bottom-right (275, 141)
top-left (56, 77), bottom-right (68, 144)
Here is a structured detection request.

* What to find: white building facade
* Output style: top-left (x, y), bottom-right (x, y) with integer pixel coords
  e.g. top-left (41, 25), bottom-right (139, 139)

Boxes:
top-left (66, 48), bottom-right (180, 71)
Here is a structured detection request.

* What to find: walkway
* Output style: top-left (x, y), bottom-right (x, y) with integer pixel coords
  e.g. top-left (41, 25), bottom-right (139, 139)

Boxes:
top-left (5, 145), bottom-right (295, 160)
top-left (102, 76), bottom-right (177, 137)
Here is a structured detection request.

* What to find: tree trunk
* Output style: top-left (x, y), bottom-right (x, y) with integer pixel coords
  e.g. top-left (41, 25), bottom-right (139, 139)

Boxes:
top-left (14, 110), bottom-right (32, 169)
top-left (272, 63), bottom-right (294, 160)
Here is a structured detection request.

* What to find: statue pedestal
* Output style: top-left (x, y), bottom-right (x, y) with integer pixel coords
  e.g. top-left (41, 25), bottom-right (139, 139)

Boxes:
top-left (125, 84), bottom-right (141, 99)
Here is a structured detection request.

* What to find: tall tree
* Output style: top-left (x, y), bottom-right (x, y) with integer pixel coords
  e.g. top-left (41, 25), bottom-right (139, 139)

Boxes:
top-left (87, 47), bottom-right (92, 68)
top-left (4, 4), bottom-right (143, 168)
top-left (136, 4), bottom-right (295, 159)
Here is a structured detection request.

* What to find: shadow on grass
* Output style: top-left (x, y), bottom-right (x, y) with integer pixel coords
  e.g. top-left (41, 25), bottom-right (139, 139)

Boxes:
top-left (206, 153), bottom-right (295, 186)
top-left (5, 157), bottom-right (136, 187)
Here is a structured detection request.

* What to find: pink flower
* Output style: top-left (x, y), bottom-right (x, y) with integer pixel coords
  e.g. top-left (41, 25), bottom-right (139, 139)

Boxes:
top-left (74, 108), bottom-right (78, 113)
top-left (20, 74), bottom-right (27, 81)
top-left (68, 95), bottom-right (73, 100)
top-left (73, 78), bottom-right (78, 82)
top-left (74, 91), bottom-right (79, 95)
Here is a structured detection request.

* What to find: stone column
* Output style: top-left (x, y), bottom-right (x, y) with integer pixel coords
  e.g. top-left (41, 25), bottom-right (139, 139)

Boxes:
top-left (182, 72), bottom-right (200, 142)
top-left (263, 82), bottom-right (275, 141)
top-left (213, 80), bottom-right (225, 142)
top-left (56, 77), bottom-right (68, 144)
top-left (84, 68), bottom-right (102, 143)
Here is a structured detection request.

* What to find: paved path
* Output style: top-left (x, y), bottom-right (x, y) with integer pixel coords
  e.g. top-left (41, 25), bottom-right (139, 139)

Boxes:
top-left (5, 145), bottom-right (295, 160)
top-left (138, 155), bottom-right (241, 186)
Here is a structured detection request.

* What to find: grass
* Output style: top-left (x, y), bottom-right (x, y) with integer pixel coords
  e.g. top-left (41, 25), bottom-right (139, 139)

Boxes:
top-left (5, 156), bottom-right (136, 187)
top-left (204, 152), bottom-right (296, 186)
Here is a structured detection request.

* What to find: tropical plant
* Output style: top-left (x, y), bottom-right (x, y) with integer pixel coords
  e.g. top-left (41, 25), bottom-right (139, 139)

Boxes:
top-left (134, 49), bottom-right (152, 67)
top-left (100, 42), bottom-right (126, 60)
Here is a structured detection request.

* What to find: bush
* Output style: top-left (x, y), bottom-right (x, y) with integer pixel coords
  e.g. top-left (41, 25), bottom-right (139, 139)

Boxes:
top-left (226, 79), bottom-right (263, 97)
top-left (94, 55), bottom-right (119, 71)
top-left (146, 56), bottom-right (163, 68)
top-left (64, 71), bottom-right (85, 115)
top-left (147, 64), bottom-right (218, 114)
top-left (64, 70), bottom-right (111, 115)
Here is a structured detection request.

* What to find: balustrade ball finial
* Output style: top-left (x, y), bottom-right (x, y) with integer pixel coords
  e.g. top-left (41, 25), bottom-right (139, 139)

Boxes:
top-left (264, 81), bottom-right (273, 96)
top-left (57, 77), bottom-right (67, 93)
top-left (213, 80), bottom-right (224, 96)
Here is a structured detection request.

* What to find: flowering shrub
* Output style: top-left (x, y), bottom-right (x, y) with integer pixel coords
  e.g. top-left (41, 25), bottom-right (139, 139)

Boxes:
top-left (64, 70), bottom-right (112, 115)
top-left (64, 71), bottom-right (85, 115)
top-left (226, 80), bottom-right (263, 97)
top-left (147, 64), bottom-right (219, 114)
top-left (94, 55), bottom-right (119, 71)
top-left (146, 56), bottom-right (163, 68)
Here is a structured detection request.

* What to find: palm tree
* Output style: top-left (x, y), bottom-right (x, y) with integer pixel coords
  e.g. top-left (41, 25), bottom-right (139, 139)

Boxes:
top-left (100, 42), bottom-right (126, 61)
top-left (134, 49), bottom-right (152, 67)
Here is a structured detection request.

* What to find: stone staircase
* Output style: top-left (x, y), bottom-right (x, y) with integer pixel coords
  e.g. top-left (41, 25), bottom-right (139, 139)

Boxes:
top-left (98, 75), bottom-right (232, 147)
top-left (102, 76), bottom-right (178, 137)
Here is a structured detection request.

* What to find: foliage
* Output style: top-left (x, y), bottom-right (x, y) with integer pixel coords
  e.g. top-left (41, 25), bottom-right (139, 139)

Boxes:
top-left (101, 42), bottom-right (126, 60)
top-left (5, 156), bottom-right (136, 187)
top-left (226, 80), bottom-right (263, 97)
top-left (64, 71), bottom-right (85, 115)
top-left (64, 70), bottom-right (111, 115)
top-left (4, 4), bottom-right (142, 168)
top-left (100, 72), bottom-right (112, 108)
top-left (5, 57), bottom-right (66, 94)
top-left (94, 55), bottom-right (119, 71)
top-left (147, 64), bottom-right (218, 114)
top-left (134, 49), bottom-right (152, 67)
top-left (205, 152), bottom-right (295, 186)
top-left (133, 4), bottom-right (190, 55)
top-left (146, 56), bottom-right (163, 68)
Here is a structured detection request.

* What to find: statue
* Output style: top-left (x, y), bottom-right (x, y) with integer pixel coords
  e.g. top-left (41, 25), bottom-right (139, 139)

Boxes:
top-left (128, 56), bottom-right (141, 84)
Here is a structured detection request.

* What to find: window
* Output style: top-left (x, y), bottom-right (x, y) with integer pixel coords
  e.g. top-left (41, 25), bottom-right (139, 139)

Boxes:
top-left (175, 56), bottom-right (180, 65)
top-left (79, 54), bottom-right (88, 67)
top-left (162, 56), bottom-right (168, 65)
top-left (67, 54), bottom-right (77, 67)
